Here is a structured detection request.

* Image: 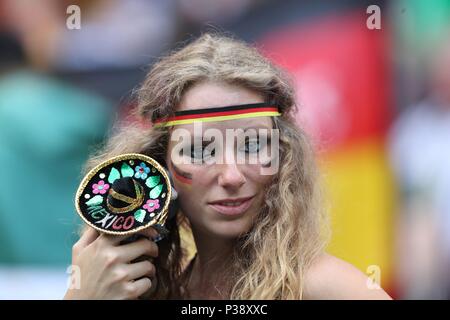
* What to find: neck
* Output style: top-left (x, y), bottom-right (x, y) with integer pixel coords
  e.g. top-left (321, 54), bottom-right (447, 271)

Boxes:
top-left (188, 226), bottom-right (236, 298)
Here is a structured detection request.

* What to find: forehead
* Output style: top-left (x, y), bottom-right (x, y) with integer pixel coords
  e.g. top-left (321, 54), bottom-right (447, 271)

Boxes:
top-left (169, 118), bottom-right (274, 136)
top-left (177, 81), bottom-right (265, 112)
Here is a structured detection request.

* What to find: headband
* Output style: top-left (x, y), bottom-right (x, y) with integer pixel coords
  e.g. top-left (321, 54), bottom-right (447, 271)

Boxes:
top-left (152, 102), bottom-right (281, 127)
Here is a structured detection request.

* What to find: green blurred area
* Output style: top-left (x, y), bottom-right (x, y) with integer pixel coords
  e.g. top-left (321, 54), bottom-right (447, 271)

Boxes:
top-left (0, 70), bottom-right (112, 265)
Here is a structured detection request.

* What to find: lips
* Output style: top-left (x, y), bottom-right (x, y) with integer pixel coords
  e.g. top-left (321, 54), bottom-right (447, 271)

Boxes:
top-left (208, 196), bottom-right (255, 216)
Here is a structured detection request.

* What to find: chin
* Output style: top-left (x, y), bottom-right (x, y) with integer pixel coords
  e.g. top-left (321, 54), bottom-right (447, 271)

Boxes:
top-left (204, 215), bottom-right (255, 239)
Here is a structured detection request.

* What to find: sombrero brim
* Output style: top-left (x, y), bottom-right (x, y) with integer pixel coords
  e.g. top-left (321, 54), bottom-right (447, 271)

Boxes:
top-left (75, 153), bottom-right (172, 235)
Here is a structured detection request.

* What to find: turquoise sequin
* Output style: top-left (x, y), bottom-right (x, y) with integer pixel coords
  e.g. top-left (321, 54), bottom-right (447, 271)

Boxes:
top-left (108, 167), bottom-right (120, 184)
top-left (149, 184), bottom-right (163, 199)
top-left (145, 175), bottom-right (160, 188)
top-left (86, 195), bottom-right (103, 206)
top-left (134, 209), bottom-right (146, 223)
top-left (121, 163), bottom-right (134, 177)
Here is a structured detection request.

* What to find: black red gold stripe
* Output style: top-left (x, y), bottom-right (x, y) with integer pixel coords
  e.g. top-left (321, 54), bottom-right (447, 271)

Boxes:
top-left (153, 103), bottom-right (280, 127)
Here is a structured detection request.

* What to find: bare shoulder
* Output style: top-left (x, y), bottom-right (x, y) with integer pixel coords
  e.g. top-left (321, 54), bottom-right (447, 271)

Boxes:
top-left (303, 253), bottom-right (392, 300)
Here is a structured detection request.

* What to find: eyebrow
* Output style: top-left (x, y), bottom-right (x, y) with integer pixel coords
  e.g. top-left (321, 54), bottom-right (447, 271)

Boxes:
top-left (191, 128), bottom-right (273, 142)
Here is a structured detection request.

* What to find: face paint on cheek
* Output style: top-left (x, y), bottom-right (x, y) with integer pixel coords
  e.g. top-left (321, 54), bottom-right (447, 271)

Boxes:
top-left (170, 159), bottom-right (193, 186)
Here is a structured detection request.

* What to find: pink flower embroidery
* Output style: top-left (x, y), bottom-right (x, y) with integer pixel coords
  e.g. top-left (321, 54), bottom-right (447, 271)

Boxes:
top-left (143, 199), bottom-right (160, 213)
top-left (92, 180), bottom-right (110, 195)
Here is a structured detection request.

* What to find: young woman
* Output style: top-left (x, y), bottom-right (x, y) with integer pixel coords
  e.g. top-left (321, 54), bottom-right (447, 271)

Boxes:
top-left (64, 33), bottom-right (392, 300)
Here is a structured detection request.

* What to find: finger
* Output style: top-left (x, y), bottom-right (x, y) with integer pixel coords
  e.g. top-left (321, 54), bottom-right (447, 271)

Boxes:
top-left (137, 226), bottom-right (160, 240)
top-left (125, 260), bottom-right (156, 281)
top-left (99, 227), bottom-right (160, 246)
top-left (117, 238), bottom-right (159, 262)
top-left (128, 277), bottom-right (152, 299)
top-left (76, 227), bottom-right (100, 250)
top-left (98, 232), bottom-right (132, 246)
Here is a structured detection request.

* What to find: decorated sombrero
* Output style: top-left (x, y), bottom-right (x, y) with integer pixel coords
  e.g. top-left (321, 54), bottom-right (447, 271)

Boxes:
top-left (75, 153), bottom-right (175, 237)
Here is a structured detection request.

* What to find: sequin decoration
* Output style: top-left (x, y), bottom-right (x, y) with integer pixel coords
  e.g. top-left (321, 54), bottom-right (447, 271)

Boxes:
top-left (145, 175), bottom-right (160, 188)
top-left (99, 173), bottom-right (106, 179)
top-left (85, 194), bottom-right (91, 199)
top-left (92, 180), bottom-right (110, 195)
top-left (135, 163), bottom-right (150, 180)
top-left (108, 167), bottom-right (120, 184)
top-left (143, 199), bottom-right (160, 212)
top-left (149, 184), bottom-right (163, 199)
top-left (86, 195), bottom-right (104, 206)
top-left (134, 209), bottom-right (146, 223)
top-left (121, 163), bottom-right (134, 177)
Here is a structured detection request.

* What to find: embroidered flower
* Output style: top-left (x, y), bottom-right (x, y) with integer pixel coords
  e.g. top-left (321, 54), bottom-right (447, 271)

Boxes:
top-left (92, 180), bottom-right (110, 195)
top-left (143, 199), bottom-right (160, 213)
top-left (135, 162), bottom-right (150, 180)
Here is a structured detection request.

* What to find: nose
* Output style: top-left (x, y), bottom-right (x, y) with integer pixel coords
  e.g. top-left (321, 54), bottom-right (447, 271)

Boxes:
top-left (217, 162), bottom-right (246, 189)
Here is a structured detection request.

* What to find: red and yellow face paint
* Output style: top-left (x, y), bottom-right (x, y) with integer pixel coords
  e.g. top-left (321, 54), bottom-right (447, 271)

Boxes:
top-left (170, 159), bottom-right (193, 186)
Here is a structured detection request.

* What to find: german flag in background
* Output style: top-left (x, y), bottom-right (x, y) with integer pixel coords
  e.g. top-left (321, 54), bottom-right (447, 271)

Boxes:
top-left (257, 10), bottom-right (396, 296)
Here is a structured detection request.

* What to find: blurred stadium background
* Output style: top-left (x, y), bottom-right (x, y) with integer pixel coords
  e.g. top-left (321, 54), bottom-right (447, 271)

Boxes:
top-left (0, 0), bottom-right (449, 299)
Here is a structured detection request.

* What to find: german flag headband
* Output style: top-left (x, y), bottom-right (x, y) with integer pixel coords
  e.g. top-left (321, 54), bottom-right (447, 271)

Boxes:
top-left (152, 102), bottom-right (281, 127)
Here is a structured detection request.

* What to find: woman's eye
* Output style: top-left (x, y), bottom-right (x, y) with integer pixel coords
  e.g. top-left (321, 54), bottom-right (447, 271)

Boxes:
top-left (243, 139), bottom-right (262, 153)
top-left (190, 146), bottom-right (204, 159)
top-left (248, 141), bottom-right (260, 153)
top-left (190, 146), bottom-right (215, 161)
